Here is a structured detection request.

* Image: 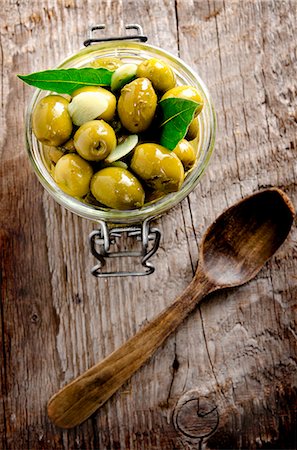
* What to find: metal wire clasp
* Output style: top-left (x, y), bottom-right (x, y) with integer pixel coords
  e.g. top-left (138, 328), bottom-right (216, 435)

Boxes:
top-left (84, 24), bottom-right (148, 46)
top-left (89, 219), bottom-right (161, 277)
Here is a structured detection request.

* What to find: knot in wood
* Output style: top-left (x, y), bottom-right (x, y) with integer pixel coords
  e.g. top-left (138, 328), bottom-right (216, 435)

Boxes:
top-left (30, 312), bottom-right (40, 324)
top-left (173, 391), bottom-right (219, 440)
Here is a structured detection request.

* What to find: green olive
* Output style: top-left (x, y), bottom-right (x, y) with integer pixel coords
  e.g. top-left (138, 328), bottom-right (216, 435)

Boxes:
top-left (59, 138), bottom-right (76, 153)
top-left (74, 120), bottom-right (116, 161)
top-left (186, 117), bottom-right (199, 140)
top-left (130, 143), bottom-right (184, 193)
top-left (48, 146), bottom-right (64, 164)
top-left (54, 153), bottom-right (93, 197)
top-left (32, 95), bottom-right (72, 146)
top-left (173, 139), bottom-right (196, 170)
top-left (144, 189), bottom-right (166, 204)
top-left (91, 167), bottom-right (145, 210)
top-left (89, 57), bottom-right (123, 71)
top-left (42, 144), bottom-right (59, 170)
top-left (117, 78), bottom-right (157, 133)
top-left (136, 58), bottom-right (176, 92)
top-left (72, 86), bottom-right (116, 122)
top-left (161, 85), bottom-right (204, 115)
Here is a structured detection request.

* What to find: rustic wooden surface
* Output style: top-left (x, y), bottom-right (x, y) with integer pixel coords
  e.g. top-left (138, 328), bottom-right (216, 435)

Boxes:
top-left (1, 0), bottom-right (296, 449)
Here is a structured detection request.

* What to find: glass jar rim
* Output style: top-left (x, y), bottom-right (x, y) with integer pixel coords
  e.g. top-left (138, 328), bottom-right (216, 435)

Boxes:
top-left (26, 41), bottom-right (216, 224)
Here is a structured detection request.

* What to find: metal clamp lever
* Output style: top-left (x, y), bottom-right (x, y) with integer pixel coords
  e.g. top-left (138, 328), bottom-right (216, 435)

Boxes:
top-left (89, 219), bottom-right (161, 277)
top-left (84, 24), bottom-right (148, 46)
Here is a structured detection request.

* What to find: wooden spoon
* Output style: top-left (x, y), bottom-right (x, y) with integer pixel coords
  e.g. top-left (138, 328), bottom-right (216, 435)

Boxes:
top-left (48, 188), bottom-right (295, 428)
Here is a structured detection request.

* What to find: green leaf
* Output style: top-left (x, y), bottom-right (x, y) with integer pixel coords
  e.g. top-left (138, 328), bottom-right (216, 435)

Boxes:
top-left (17, 67), bottom-right (114, 94)
top-left (159, 98), bottom-right (201, 150)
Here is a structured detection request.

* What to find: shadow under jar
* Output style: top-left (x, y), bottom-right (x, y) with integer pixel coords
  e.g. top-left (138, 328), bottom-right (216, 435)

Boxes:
top-left (25, 27), bottom-right (216, 277)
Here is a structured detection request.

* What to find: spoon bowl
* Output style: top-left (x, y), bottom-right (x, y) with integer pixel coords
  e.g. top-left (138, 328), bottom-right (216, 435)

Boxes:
top-left (201, 188), bottom-right (295, 286)
top-left (48, 188), bottom-right (295, 428)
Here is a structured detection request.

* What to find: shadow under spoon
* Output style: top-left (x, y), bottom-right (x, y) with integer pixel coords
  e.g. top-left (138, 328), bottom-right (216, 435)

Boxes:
top-left (48, 187), bottom-right (295, 428)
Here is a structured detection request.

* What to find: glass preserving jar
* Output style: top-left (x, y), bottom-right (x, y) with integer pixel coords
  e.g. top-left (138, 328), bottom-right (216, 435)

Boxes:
top-left (25, 25), bottom-right (216, 276)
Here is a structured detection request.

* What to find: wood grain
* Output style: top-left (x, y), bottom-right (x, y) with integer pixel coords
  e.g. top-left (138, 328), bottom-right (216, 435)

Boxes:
top-left (47, 188), bottom-right (295, 430)
top-left (1, 0), bottom-right (296, 449)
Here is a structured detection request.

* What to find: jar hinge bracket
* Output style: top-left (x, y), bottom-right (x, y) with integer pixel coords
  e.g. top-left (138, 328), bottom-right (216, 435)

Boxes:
top-left (89, 219), bottom-right (161, 277)
top-left (84, 24), bottom-right (148, 46)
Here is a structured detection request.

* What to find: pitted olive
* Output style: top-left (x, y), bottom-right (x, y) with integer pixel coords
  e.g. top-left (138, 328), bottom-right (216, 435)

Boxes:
top-left (91, 167), bottom-right (145, 210)
top-left (74, 120), bottom-right (116, 161)
top-left (48, 147), bottom-right (64, 164)
top-left (186, 117), bottom-right (199, 141)
top-left (161, 85), bottom-right (204, 115)
top-left (173, 139), bottom-right (196, 170)
top-left (32, 95), bottom-right (72, 146)
top-left (136, 58), bottom-right (176, 92)
top-left (71, 86), bottom-right (116, 122)
top-left (60, 138), bottom-right (76, 153)
top-left (54, 153), bottom-right (93, 197)
top-left (117, 78), bottom-right (157, 133)
top-left (130, 143), bottom-right (184, 193)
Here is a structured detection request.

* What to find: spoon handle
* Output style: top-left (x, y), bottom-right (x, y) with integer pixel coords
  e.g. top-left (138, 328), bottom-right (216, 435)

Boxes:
top-left (48, 269), bottom-right (214, 428)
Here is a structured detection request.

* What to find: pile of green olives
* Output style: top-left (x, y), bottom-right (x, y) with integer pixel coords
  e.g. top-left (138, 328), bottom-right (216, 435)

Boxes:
top-left (32, 56), bottom-right (204, 210)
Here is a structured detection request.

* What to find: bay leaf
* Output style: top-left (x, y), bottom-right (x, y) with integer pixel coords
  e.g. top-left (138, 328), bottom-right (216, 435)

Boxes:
top-left (17, 67), bottom-right (113, 94)
top-left (159, 97), bottom-right (201, 150)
